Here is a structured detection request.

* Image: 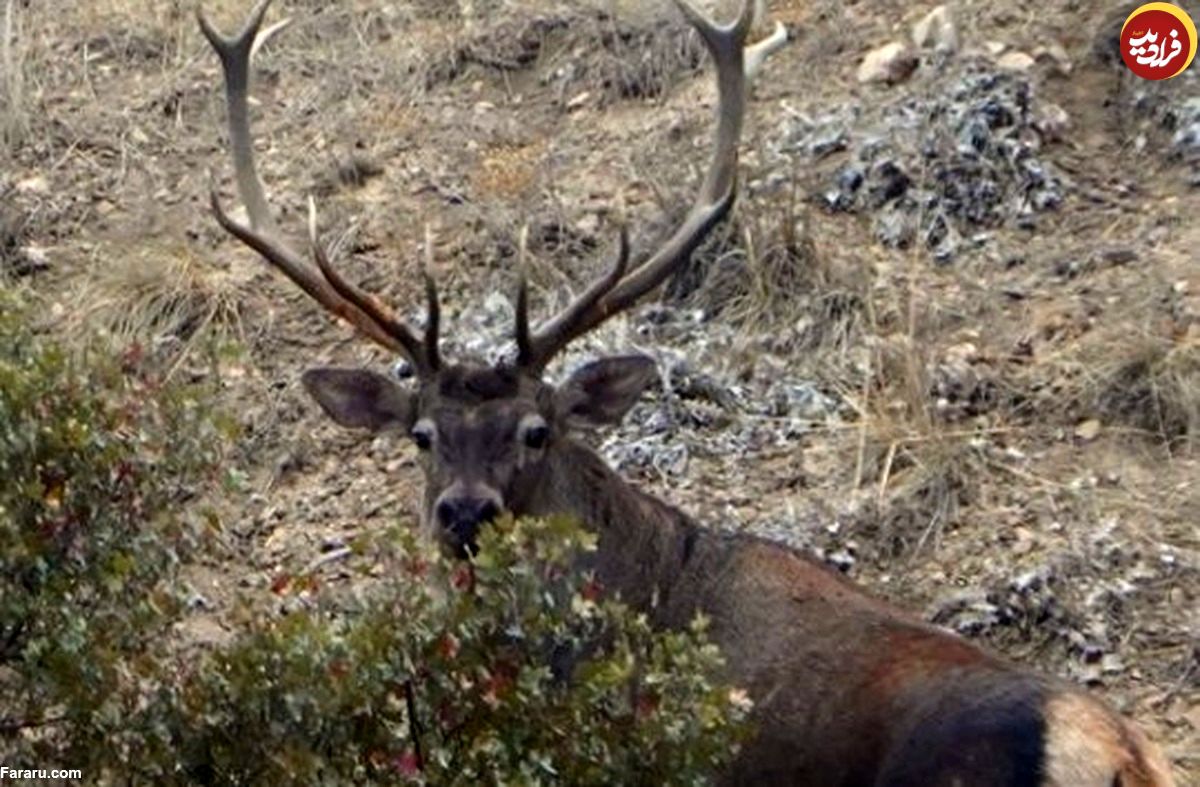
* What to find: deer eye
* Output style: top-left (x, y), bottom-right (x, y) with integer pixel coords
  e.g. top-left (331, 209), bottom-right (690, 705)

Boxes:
top-left (519, 416), bottom-right (550, 450)
top-left (411, 422), bottom-right (435, 451)
top-left (523, 424), bottom-right (549, 449)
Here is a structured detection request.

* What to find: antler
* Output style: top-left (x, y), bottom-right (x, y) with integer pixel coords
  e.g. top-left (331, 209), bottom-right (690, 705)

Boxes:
top-left (515, 0), bottom-right (787, 373)
top-left (198, 0), bottom-right (439, 375)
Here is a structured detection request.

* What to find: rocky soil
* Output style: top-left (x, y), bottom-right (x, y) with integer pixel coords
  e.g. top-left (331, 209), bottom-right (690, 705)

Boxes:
top-left (2, 0), bottom-right (1197, 779)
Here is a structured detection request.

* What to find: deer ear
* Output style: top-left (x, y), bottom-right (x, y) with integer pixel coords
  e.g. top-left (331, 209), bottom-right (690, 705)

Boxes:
top-left (555, 355), bottom-right (658, 426)
top-left (301, 368), bottom-right (416, 432)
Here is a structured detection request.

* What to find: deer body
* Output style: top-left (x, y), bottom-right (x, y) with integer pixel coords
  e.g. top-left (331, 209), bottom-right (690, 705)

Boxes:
top-left (512, 407), bottom-right (1174, 787)
top-left (198, 1), bottom-right (1175, 784)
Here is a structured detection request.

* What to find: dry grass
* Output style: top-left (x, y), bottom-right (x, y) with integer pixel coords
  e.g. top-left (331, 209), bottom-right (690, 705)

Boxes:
top-left (474, 141), bottom-right (545, 200)
top-left (1018, 311), bottom-right (1200, 456)
top-left (1090, 334), bottom-right (1200, 454)
top-left (846, 326), bottom-right (992, 557)
top-left (1, 0), bottom-right (28, 153)
top-left (66, 242), bottom-right (253, 376)
top-left (420, 2), bottom-right (705, 101)
top-left (5, 0), bottom-right (1196, 777)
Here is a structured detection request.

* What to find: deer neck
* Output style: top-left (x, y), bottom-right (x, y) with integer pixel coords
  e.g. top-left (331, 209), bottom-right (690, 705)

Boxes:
top-left (525, 439), bottom-right (699, 612)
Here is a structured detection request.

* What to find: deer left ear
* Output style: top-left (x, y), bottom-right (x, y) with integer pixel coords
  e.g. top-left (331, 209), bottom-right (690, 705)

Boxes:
top-left (302, 367), bottom-right (416, 432)
top-left (555, 355), bottom-right (658, 426)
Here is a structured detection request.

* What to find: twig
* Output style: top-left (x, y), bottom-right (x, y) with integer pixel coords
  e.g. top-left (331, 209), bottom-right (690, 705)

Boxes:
top-left (303, 546), bottom-right (354, 574)
top-left (404, 680), bottom-right (425, 771)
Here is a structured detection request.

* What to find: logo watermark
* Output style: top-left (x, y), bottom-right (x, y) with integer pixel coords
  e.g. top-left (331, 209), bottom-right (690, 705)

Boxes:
top-left (0, 766), bottom-right (83, 781)
top-left (1121, 2), bottom-right (1198, 79)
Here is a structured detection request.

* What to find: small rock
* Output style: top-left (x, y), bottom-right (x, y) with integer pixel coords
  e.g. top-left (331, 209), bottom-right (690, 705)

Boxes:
top-left (9, 246), bottom-right (51, 277)
top-left (565, 91), bottom-right (591, 111)
top-left (1035, 103), bottom-right (1072, 142)
top-left (392, 359), bottom-right (416, 379)
top-left (1100, 654), bottom-right (1125, 675)
top-left (827, 549), bottom-right (855, 573)
top-left (1033, 41), bottom-right (1073, 76)
top-left (875, 208), bottom-right (915, 248)
top-left (983, 40), bottom-right (1008, 57)
top-left (808, 129), bottom-right (849, 158)
top-left (912, 5), bottom-right (958, 54)
top-left (868, 160), bottom-right (911, 205)
top-left (321, 535), bottom-right (347, 552)
top-left (945, 342), bottom-right (980, 364)
top-left (186, 591), bottom-right (213, 611)
top-left (16, 175), bottom-right (49, 196)
top-left (1098, 247), bottom-right (1137, 266)
top-left (1074, 419), bottom-right (1102, 442)
top-left (857, 41), bottom-right (919, 84)
top-left (1012, 527), bottom-right (1037, 556)
top-left (836, 165), bottom-right (865, 192)
top-left (574, 212), bottom-right (601, 237)
top-left (997, 51), bottom-right (1035, 72)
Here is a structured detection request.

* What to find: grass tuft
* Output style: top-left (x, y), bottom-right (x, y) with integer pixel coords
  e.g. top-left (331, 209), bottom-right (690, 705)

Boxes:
top-left (67, 242), bottom-right (253, 374)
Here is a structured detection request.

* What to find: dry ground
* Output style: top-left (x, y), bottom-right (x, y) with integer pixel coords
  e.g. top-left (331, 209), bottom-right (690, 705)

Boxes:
top-left (2, 0), bottom-right (1197, 781)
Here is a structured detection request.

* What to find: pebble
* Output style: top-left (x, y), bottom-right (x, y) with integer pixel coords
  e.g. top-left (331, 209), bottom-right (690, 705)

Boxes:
top-left (858, 42), bottom-right (919, 84)
top-left (912, 5), bottom-right (958, 54)
top-left (996, 51), bottom-right (1035, 72)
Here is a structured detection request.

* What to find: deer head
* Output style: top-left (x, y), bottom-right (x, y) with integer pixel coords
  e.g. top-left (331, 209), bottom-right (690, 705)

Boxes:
top-left (199, 0), bottom-right (786, 557)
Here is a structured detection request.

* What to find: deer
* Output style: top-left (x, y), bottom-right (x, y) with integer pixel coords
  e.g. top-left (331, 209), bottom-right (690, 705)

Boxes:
top-left (197, 1), bottom-right (1176, 785)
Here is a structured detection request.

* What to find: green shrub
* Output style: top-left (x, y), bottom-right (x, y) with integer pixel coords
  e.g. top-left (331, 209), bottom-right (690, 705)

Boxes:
top-left (0, 291), bottom-right (227, 762)
top-left (122, 516), bottom-right (749, 786)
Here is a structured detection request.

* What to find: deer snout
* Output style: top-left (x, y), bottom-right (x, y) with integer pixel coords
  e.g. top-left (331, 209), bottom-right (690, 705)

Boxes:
top-left (434, 490), bottom-right (503, 556)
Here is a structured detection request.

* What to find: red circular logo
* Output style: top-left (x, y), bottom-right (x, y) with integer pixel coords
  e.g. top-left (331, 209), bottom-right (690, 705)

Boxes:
top-left (1121, 3), bottom-right (1198, 80)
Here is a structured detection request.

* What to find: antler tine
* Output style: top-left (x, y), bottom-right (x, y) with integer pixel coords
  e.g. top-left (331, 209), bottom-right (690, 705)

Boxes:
top-left (517, 226), bottom-right (630, 372)
top-left (207, 186), bottom-right (398, 352)
top-left (519, 0), bottom-right (785, 371)
top-left (422, 224), bottom-right (441, 372)
top-left (514, 224), bottom-right (533, 364)
top-left (199, 2), bottom-right (435, 374)
top-left (306, 200), bottom-right (430, 369)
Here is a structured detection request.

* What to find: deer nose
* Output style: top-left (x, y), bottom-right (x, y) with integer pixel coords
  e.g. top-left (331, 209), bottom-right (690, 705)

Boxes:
top-left (436, 497), bottom-right (501, 544)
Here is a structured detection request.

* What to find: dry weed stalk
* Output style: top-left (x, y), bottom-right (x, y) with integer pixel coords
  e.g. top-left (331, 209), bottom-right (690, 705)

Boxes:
top-left (1, 0), bottom-right (28, 153)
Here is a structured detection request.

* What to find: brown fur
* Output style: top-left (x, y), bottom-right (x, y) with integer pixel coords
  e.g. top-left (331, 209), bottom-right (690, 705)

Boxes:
top-left (1041, 694), bottom-right (1176, 787)
top-left (525, 436), bottom-right (1177, 786)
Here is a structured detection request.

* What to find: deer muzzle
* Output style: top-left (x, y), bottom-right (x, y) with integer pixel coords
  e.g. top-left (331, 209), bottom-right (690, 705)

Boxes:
top-left (434, 487), bottom-right (503, 557)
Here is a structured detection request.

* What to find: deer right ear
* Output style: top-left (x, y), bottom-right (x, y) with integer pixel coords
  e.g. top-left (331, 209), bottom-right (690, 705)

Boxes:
top-left (301, 368), bottom-right (416, 432)
top-left (555, 355), bottom-right (658, 427)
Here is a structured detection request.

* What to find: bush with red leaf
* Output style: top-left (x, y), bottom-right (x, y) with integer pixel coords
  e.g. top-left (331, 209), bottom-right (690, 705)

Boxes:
top-left (0, 291), bottom-right (228, 766)
top-left (115, 517), bottom-right (750, 785)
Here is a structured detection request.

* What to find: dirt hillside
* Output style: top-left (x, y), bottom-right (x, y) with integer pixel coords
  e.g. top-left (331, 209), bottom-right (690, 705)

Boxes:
top-left (2, 0), bottom-right (1197, 780)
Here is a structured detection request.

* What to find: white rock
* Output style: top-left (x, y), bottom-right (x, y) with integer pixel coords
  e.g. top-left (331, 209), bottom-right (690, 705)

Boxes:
top-left (16, 175), bottom-right (49, 195)
top-left (1035, 103), bottom-right (1072, 142)
top-left (997, 50), bottom-right (1035, 72)
top-left (857, 41), bottom-right (919, 84)
top-left (1075, 419), bottom-right (1102, 442)
top-left (1034, 41), bottom-right (1073, 76)
top-left (912, 5), bottom-right (958, 54)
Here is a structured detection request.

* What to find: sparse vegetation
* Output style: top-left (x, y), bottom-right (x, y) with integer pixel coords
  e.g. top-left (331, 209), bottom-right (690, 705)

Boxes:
top-left (4, 0), bottom-right (1197, 779)
top-left (1091, 334), bottom-right (1199, 453)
